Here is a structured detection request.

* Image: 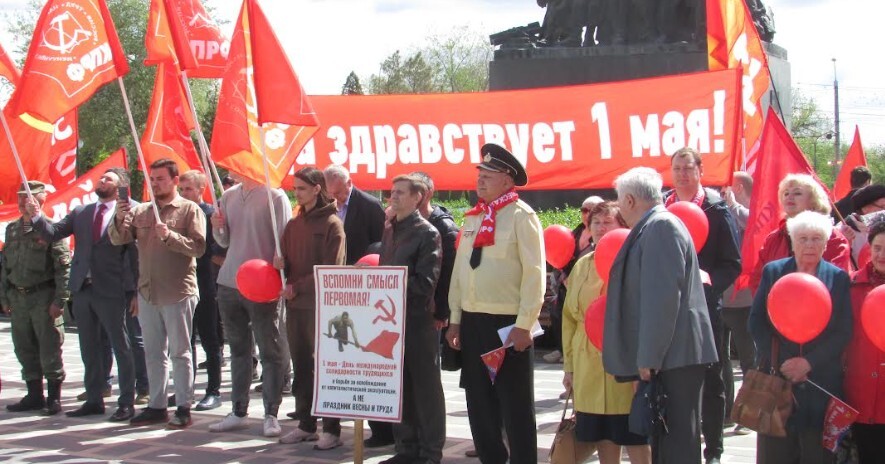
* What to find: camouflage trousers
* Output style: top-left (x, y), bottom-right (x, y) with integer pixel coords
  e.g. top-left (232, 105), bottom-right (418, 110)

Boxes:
top-left (8, 288), bottom-right (65, 382)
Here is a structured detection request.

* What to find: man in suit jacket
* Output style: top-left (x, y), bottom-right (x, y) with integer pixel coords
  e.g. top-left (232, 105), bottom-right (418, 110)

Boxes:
top-left (29, 168), bottom-right (140, 422)
top-left (323, 164), bottom-right (391, 446)
top-left (324, 165), bottom-right (386, 265)
top-left (603, 167), bottom-right (718, 464)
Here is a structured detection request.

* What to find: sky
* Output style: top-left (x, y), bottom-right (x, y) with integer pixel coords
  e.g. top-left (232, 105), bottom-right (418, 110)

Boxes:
top-left (0, 0), bottom-right (883, 146)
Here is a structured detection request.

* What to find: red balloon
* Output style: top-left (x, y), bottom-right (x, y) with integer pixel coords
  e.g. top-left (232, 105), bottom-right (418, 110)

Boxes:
top-left (236, 259), bottom-right (282, 303)
top-left (356, 253), bottom-right (380, 266)
top-left (544, 225), bottom-right (576, 269)
top-left (861, 286), bottom-right (885, 352)
top-left (584, 295), bottom-right (606, 351)
top-left (767, 273), bottom-right (832, 344)
top-left (667, 201), bottom-right (709, 251)
top-left (594, 228), bottom-right (630, 283)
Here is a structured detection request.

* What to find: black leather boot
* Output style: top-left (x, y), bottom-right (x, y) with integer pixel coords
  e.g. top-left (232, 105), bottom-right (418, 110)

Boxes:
top-left (6, 379), bottom-right (46, 412)
top-left (42, 380), bottom-right (62, 416)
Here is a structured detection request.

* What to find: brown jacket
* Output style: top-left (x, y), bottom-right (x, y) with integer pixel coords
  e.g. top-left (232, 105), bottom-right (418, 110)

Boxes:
top-left (280, 201), bottom-right (345, 310)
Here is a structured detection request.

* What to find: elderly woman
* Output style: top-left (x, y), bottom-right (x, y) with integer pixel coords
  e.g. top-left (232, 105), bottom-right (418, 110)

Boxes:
top-left (749, 211), bottom-right (853, 463)
top-left (845, 219), bottom-right (885, 463)
top-left (561, 202), bottom-right (650, 464)
top-left (750, 174), bottom-right (851, 292)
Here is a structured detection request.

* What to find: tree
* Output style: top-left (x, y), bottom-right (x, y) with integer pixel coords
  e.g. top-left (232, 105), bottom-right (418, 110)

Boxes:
top-left (366, 26), bottom-right (493, 95)
top-left (341, 71), bottom-right (364, 95)
top-left (789, 89), bottom-right (838, 186)
top-left (6, 0), bottom-right (219, 194)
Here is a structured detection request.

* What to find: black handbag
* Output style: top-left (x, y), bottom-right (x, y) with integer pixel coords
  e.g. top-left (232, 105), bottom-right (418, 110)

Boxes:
top-left (628, 373), bottom-right (668, 438)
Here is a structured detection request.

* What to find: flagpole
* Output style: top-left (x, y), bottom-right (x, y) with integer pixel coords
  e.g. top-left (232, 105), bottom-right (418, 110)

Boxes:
top-left (0, 110), bottom-right (34, 201)
top-left (118, 77), bottom-right (161, 223)
top-left (179, 70), bottom-right (224, 205)
top-left (257, 125), bottom-right (285, 283)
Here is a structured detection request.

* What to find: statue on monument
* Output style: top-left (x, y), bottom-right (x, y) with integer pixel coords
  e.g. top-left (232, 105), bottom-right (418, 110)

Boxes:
top-left (532, 0), bottom-right (774, 47)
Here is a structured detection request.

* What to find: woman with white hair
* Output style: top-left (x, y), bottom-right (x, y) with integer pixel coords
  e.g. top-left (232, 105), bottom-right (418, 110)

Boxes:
top-left (748, 211), bottom-right (853, 463)
top-left (750, 174), bottom-right (851, 292)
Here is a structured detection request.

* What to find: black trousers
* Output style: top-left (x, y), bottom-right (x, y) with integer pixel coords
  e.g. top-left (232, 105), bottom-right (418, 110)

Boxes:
top-left (191, 283), bottom-right (221, 395)
top-left (461, 312), bottom-right (537, 464)
top-left (757, 428), bottom-right (834, 464)
top-left (73, 286), bottom-right (135, 407)
top-left (656, 364), bottom-right (706, 464)
top-left (722, 306), bottom-right (755, 419)
top-left (287, 307), bottom-right (340, 435)
top-left (702, 315), bottom-right (726, 460)
top-left (853, 423), bottom-right (885, 464)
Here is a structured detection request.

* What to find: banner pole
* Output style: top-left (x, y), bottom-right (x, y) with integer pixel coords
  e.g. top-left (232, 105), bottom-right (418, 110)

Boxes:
top-left (179, 70), bottom-right (223, 205)
top-left (0, 110), bottom-right (33, 202)
top-left (354, 419), bottom-right (364, 464)
top-left (118, 77), bottom-right (161, 223)
top-left (257, 125), bottom-right (285, 280)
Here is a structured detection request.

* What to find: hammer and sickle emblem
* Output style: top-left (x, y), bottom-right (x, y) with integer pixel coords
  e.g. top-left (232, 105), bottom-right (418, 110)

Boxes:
top-left (371, 295), bottom-right (397, 325)
top-left (43, 12), bottom-right (92, 54)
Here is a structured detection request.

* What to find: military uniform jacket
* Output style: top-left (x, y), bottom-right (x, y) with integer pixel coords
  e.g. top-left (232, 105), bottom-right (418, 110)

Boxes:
top-left (0, 218), bottom-right (71, 308)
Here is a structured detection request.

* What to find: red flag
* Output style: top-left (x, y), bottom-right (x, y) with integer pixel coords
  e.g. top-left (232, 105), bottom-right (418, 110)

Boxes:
top-left (832, 128), bottom-right (867, 201)
top-left (822, 396), bottom-right (858, 452)
top-left (210, 0), bottom-right (319, 187)
top-left (707, 0), bottom-right (771, 172)
top-left (0, 106), bottom-right (53, 205)
top-left (10, 0), bottom-right (129, 126)
top-left (141, 62), bottom-right (201, 177)
top-left (49, 112), bottom-right (79, 188)
top-left (145, 0), bottom-right (230, 78)
top-left (0, 148), bottom-right (126, 250)
top-left (736, 108), bottom-right (827, 290)
top-left (361, 330), bottom-right (400, 360)
top-left (481, 347), bottom-right (507, 384)
top-left (0, 42), bottom-right (21, 86)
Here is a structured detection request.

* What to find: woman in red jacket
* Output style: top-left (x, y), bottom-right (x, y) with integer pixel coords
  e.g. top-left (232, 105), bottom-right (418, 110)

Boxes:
top-left (750, 173), bottom-right (851, 292)
top-left (845, 219), bottom-right (885, 463)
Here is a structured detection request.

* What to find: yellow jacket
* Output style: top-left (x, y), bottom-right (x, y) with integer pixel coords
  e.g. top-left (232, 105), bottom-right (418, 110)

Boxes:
top-left (563, 252), bottom-right (634, 414)
top-left (448, 200), bottom-right (545, 331)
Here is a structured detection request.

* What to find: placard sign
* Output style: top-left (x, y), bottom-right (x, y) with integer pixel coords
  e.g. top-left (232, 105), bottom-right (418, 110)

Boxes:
top-left (313, 265), bottom-right (407, 422)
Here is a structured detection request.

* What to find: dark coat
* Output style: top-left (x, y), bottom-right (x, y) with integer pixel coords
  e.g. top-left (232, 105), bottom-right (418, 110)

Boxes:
top-left (379, 211), bottom-right (441, 315)
top-left (664, 188), bottom-right (742, 320)
top-left (426, 205), bottom-right (458, 322)
top-left (34, 203), bottom-right (137, 300)
top-left (749, 257), bottom-right (853, 431)
top-left (603, 205), bottom-right (718, 378)
top-left (342, 187), bottom-right (386, 265)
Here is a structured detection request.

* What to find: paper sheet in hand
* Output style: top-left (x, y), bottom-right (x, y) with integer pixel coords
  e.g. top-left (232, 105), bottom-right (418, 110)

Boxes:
top-left (497, 321), bottom-right (544, 348)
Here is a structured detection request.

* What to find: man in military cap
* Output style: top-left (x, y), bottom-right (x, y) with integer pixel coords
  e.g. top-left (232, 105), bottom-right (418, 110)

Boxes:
top-left (447, 144), bottom-right (545, 464)
top-left (1, 181), bottom-right (71, 416)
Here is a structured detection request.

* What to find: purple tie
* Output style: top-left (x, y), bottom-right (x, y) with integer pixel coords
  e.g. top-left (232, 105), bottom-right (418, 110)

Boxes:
top-left (92, 204), bottom-right (107, 243)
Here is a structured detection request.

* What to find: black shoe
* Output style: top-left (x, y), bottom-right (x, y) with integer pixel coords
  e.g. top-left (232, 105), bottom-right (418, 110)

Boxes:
top-left (42, 399), bottom-right (62, 416)
top-left (378, 455), bottom-right (414, 464)
top-left (6, 395), bottom-right (45, 412)
top-left (130, 407), bottom-right (169, 426)
top-left (198, 360), bottom-right (208, 369)
top-left (364, 435), bottom-right (395, 448)
top-left (167, 407), bottom-right (192, 429)
top-left (109, 405), bottom-right (135, 422)
top-left (195, 394), bottom-right (221, 411)
top-left (65, 402), bottom-right (106, 417)
top-left (286, 411), bottom-right (299, 420)
top-left (167, 394), bottom-right (176, 407)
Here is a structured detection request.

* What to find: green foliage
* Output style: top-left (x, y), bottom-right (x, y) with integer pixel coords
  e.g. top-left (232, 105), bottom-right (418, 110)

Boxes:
top-left (366, 26), bottom-right (492, 95)
top-left (5, 0), bottom-right (220, 198)
top-left (437, 197), bottom-right (581, 230)
top-left (341, 71), bottom-right (364, 95)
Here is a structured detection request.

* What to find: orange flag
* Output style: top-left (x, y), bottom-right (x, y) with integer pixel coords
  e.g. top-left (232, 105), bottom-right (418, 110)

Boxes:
top-left (210, 0), bottom-right (319, 187)
top-left (707, 0), bottom-right (771, 172)
top-left (145, 0), bottom-right (230, 78)
top-left (833, 128), bottom-right (867, 201)
top-left (736, 108), bottom-right (828, 290)
top-left (48, 112), bottom-right (79, 187)
top-left (0, 42), bottom-right (21, 86)
top-left (141, 63), bottom-right (201, 175)
top-left (10, 0), bottom-right (129, 126)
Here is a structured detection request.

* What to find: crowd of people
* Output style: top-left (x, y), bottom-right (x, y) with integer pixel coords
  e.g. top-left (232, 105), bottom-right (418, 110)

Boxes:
top-left (0, 145), bottom-right (883, 464)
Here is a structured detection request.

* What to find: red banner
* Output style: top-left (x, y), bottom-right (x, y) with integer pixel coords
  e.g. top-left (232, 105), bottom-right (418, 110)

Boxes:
top-left (145, 0), bottom-right (230, 78)
top-left (833, 128), bottom-right (866, 201)
top-left (0, 148), bottom-right (126, 249)
top-left (49, 111), bottom-right (79, 187)
top-left (286, 69), bottom-right (742, 191)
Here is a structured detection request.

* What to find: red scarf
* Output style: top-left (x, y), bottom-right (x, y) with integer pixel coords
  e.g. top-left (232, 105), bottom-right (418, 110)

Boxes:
top-left (665, 188), bottom-right (705, 207)
top-left (465, 189), bottom-right (519, 248)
